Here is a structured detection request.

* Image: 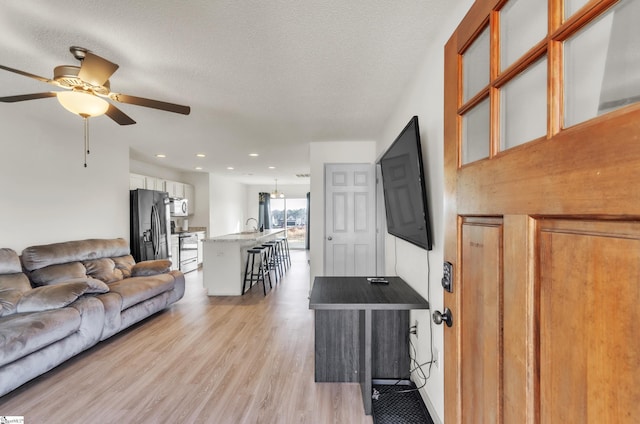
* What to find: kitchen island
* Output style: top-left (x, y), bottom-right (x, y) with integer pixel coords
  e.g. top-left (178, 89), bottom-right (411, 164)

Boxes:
top-left (202, 229), bottom-right (285, 295)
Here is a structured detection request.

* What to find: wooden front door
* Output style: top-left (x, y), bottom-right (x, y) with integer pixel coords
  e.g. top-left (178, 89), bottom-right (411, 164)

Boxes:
top-left (443, 0), bottom-right (640, 422)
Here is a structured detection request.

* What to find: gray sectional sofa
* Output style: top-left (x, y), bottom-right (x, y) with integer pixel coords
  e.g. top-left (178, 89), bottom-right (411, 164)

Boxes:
top-left (0, 238), bottom-right (185, 397)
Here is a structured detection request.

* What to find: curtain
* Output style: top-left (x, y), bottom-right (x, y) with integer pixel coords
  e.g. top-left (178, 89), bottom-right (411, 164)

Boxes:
top-left (258, 192), bottom-right (271, 230)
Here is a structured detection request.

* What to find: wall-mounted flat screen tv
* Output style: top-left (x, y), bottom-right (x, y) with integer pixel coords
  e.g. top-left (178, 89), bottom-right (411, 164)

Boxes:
top-left (379, 116), bottom-right (433, 250)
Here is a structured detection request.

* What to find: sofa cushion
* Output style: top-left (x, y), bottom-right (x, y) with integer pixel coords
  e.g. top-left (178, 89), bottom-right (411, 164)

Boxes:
top-left (16, 280), bottom-right (109, 314)
top-left (83, 258), bottom-right (124, 283)
top-left (131, 259), bottom-right (172, 277)
top-left (0, 248), bottom-right (22, 274)
top-left (0, 274), bottom-right (33, 317)
top-left (0, 249), bottom-right (32, 317)
top-left (21, 239), bottom-right (130, 272)
top-left (0, 307), bottom-right (81, 368)
top-left (0, 272), bottom-right (31, 293)
top-left (112, 255), bottom-right (136, 278)
top-left (29, 262), bottom-right (87, 287)
top-left (0, 289), bottom-right (23, 318)
top-left (107, 273), bottom-right (175, 310)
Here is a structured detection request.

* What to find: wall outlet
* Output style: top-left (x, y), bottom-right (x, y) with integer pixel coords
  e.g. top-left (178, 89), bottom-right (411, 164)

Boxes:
top-left (413, 319), bottom-right (418, 337)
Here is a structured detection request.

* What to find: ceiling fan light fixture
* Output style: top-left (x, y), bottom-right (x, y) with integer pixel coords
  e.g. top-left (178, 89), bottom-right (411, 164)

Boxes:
top-left (57, 90), bottom-right (109, 117)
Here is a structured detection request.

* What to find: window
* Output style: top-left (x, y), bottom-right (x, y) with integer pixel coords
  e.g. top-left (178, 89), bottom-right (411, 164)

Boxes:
top-left (270, 197), bottom-right (307, 249)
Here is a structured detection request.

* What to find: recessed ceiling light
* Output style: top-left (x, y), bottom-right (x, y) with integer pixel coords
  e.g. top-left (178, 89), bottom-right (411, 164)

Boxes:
top-left (195, 166), bottom-right (203, 170)
top-left (249, 153), bottom-right (259, 157)
top-left (227, 166), bottom-right (234, 170)
top-left (155, 154), bottom-right (166, 158)
top-left (268, 166), bottom-right (276, 170)
top-left (196, 153), bottom-right (206, 158)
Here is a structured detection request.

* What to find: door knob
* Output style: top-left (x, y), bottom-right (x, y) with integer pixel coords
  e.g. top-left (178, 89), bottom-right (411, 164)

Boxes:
top-left (327, 236), bottom-right (333, 240)
top-left (433, 308), bottom-right (453, 327)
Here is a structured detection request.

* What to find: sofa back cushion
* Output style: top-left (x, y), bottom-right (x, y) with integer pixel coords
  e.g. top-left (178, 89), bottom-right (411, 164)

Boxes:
top-left (83, 258), bottom-right (124, 283)
top-left (112, 255), bottom-right (136, 278)
top-left (0, 248), bottom-right (22, 275)
top-left (0, 248), bottom-right (31, 317)
top-left (29, 262), bottom-right (87, 287)
top-left (21, 239), bottom-right (130, 272)
top-left (21, 239), bottom-right (132, 286)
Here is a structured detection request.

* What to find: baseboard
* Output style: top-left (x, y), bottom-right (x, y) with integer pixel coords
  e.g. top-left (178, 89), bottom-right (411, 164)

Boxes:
top-left (419, 389), bottom-right (443, 424)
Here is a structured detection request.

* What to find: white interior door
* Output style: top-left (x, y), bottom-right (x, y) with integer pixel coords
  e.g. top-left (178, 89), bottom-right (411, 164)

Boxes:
top-left (324, 163), bottom-right (376, 276)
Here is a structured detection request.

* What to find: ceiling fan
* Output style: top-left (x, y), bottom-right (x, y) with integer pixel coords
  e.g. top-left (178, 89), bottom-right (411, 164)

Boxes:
top-left (0, 46), bottom-right (191, 166)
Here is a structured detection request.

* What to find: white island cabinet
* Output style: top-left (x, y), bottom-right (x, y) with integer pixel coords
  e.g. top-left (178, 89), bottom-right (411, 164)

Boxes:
top-left (202, 229), bottom-right (285, 296)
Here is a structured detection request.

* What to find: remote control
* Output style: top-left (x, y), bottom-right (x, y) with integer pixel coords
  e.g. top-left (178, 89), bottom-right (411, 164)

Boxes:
top-left (367, 277), bottom-right (389, 284)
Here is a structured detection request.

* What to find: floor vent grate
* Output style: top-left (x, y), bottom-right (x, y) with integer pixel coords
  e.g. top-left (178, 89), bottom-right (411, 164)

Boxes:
top-left (372, 381), bottom-right (434, 424)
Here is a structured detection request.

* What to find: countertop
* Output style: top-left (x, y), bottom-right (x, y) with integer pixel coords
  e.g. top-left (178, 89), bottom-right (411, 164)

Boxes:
top-left (309, 276), bottom-right (430, 310)
top-left (203, 228), bottom-right (285, 242)
top-left (170, 227), bottom-right (207, 236)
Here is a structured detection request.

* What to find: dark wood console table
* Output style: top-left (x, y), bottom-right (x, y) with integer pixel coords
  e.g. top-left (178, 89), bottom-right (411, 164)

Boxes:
top-left (309, 276), bottom-right (429, 415)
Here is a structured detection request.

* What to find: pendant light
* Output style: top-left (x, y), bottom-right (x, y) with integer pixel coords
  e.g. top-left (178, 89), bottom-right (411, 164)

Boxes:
top-left (270, 178), bottom-right (285, 199)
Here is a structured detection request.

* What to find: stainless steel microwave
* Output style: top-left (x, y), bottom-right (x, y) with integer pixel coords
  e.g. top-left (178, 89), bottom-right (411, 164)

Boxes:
top-left (169, 198), bottom-right (188, 217)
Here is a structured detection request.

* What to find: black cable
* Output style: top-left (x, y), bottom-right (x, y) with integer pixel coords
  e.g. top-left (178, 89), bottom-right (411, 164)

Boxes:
top-left (376, 239), bottom-right (434, 397)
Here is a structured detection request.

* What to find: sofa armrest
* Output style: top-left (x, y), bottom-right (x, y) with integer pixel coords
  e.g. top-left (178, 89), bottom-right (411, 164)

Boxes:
top-left (131, 259), bottom-right (171, 277)
top-left (16, 279), bottom-right (109, 313)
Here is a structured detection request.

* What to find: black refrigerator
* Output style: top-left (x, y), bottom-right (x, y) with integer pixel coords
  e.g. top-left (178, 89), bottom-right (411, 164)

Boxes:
top-left (130, 189), bottom-right (171, 262)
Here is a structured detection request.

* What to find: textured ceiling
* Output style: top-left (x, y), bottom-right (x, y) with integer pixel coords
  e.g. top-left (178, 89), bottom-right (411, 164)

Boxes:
top-left (0, 0), bottom-right (459, 184)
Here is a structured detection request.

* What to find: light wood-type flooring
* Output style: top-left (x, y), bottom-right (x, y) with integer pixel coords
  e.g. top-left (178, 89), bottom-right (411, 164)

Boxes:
top-left (0, 250), bottom-right (373, 424)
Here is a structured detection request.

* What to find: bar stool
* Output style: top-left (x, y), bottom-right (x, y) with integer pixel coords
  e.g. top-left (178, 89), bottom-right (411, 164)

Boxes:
top-left (278, 237), bottom-right (291, 269)
top-left (242, 246), bottom-right (271, 295)
top-left (262, 241), bottom-right (282, 283)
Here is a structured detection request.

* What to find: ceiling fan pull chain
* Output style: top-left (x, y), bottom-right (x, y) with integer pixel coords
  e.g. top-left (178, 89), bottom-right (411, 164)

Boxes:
top-left (82, 114), bottom-right (90, 167)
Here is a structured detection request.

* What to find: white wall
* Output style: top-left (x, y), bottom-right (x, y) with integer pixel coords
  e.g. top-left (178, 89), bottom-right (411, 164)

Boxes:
top-left (0, 117), bottom-right (129, 253)
top-left (375, 1), bottom-right (474, 422)
top-left (308, 141), bottom-right (377, 284)
top-left (181, 171), bottom-right (210, 229)
top-left (207, 174), bottom-right (248, 237)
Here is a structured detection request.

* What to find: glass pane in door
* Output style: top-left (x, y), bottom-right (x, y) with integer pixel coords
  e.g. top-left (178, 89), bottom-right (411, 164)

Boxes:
top-left (270, 198), bottom-right (307, 249)
top-left (463, 27), bottom-right (490, 103)
top-left (564, 0), bottom-right (640, 128)
top-left (500, 0), bottom-right (547, 71)
top-left (500, 57), bottom-right (547, 150)
top-left (461, 98), bottom-right (490, 165)
top-left (285, 198), bottom-right (307, 249)
top-left (564, 0), bottom-right (589, 19)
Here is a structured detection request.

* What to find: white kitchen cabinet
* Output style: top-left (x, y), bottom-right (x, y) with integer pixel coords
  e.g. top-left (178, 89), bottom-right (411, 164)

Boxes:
top-left (184, 183), bottom-right (195, 214)
top-left (164, 180), bottom-right (185, 198)
top-left (129, 173), bottom-right (146, 190)
top-left (170, 234), bottom-right (180, 271)
top-left (196, 231), bottom-right (206, 265)
top-left (145, 176), bottom-right (164, 191)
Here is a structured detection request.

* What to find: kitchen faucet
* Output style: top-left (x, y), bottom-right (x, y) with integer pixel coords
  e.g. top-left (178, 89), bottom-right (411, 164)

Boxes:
top-left (246, 217), bottom-right (258, 231)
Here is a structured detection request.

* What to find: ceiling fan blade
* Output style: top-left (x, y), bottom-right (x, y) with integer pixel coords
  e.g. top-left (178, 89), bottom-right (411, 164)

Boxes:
top-left (0, 64), bottom-right (58, 86)
top-left (78, 51), bottom-right (119, 87)
top-left (110, 93), bottom-right (191, 115)
top-left (105, 103), bottom-right (136, 125)
top-left (0, 92), bottom-right (58, 102)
